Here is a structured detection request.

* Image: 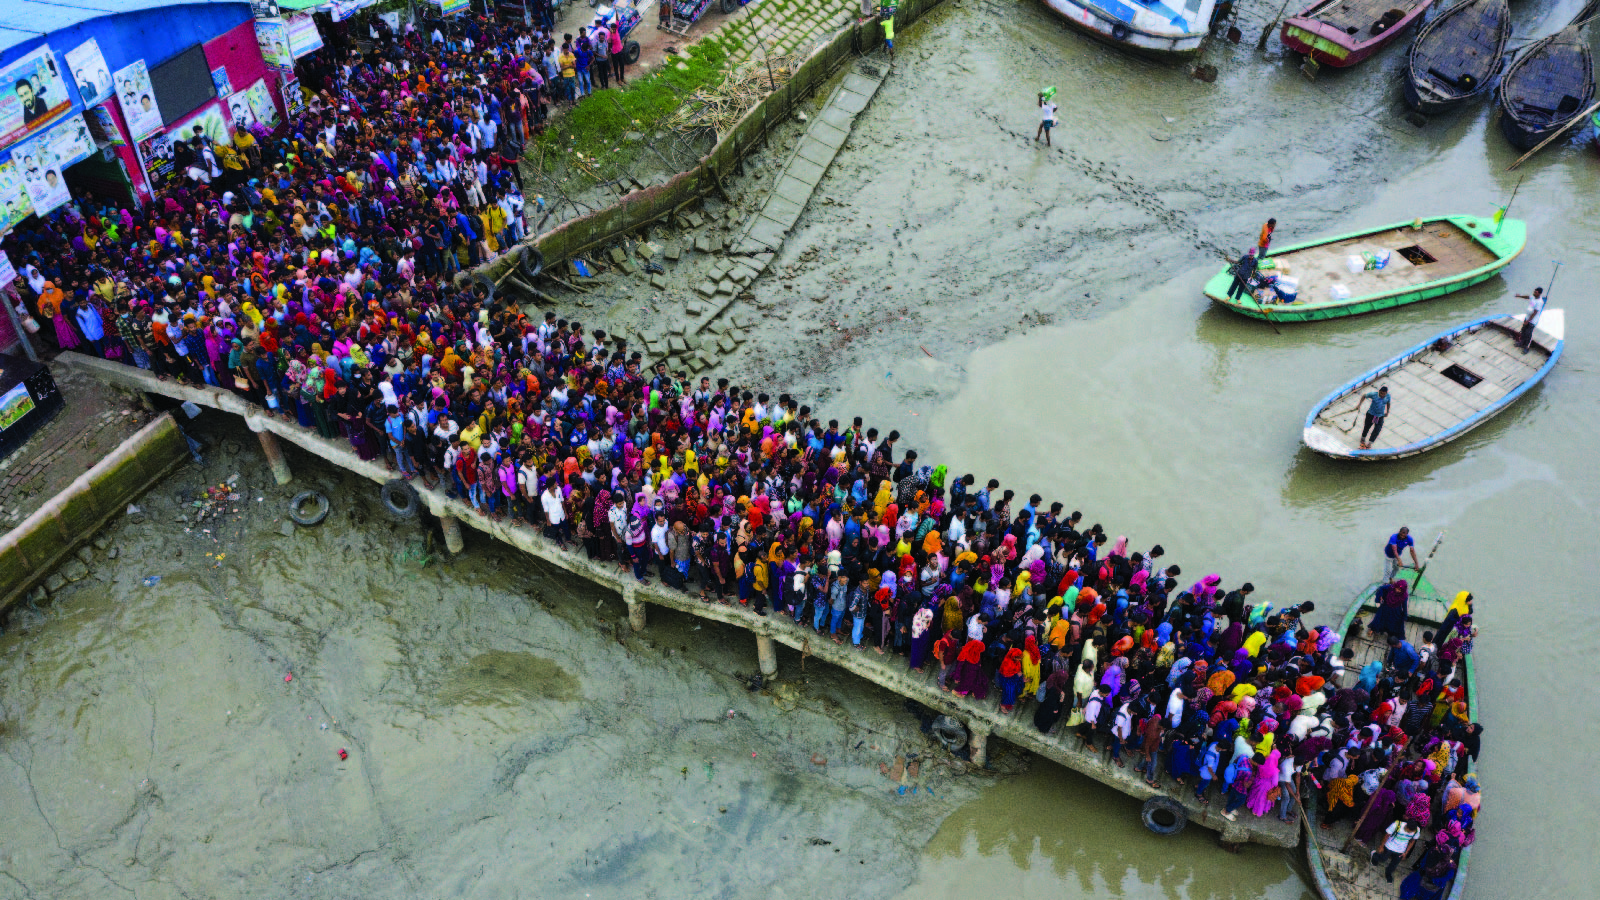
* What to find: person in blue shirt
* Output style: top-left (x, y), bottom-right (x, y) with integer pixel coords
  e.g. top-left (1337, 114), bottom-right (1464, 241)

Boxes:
top-left (1358, 384), bottom-right (1390, 449)
top-left (1387, 636), bottom-right (1420, 673)
top-left (1384, 526), bottom-right (1417, 581)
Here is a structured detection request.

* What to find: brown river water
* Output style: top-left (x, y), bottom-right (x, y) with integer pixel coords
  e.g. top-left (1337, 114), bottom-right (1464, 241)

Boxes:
top-left (4, 0), bottom-right (1598, 897)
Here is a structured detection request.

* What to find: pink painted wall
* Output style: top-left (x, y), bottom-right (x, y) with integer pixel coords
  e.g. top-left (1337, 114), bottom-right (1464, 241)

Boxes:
top-left (204, 20), bottom-right (285, 125)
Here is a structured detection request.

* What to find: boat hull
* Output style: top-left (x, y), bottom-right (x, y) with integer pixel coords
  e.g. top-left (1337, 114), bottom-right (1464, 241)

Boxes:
top-left (1307, 578), bottom-right (1476, 900)
top-left (1281, 1), bottom-right (1434, 68)
top-left (1401, 0), bottom-right (1508, 114)
top-left (1301, 311), bottom-right (1564, 460)
top-left (1499, 112), bottom-right (1559, 152)
top-left (1204, 215), bottom-right (1525, 322)
top-left (1039, 0), bottom-right (1214, 56)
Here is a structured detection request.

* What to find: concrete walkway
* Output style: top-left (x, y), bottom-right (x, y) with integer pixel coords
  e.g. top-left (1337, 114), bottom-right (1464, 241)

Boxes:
top-left (59, 351), bottom-right (1300, 850)
top-left (734, 55), bottom-right (889, 257)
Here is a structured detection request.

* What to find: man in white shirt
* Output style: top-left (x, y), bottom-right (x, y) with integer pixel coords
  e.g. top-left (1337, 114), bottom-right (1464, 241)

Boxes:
top-left (516, 458), bottom-right (539, 527)
top-left (540, 480), bottom-right (568, 548)
top-left (1035, 92), bottom-right (1058, 147)
top-left (1513, 285), bottom-right (1545, 352)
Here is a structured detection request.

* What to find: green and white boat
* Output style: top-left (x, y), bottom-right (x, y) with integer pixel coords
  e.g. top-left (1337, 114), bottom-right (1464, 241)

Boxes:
top-left (1205, 214), bottom-right (1525, 323)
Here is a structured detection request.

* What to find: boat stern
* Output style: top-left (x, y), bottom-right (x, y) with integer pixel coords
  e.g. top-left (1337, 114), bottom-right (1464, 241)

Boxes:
top-left (1302, 425), bottom-right (1354, 458)
top-left (1280, 18), bottom-right (1353, 66)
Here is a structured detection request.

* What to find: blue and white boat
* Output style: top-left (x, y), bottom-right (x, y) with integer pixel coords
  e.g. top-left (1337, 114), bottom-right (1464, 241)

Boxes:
top-left (1039, 0), bottom-right (1218, 56)
top-left (1302, 309), bottom-right (1564, 460)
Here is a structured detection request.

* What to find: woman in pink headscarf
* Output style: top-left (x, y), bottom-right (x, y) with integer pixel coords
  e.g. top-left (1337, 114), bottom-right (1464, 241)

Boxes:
top-left (1246, 748), bottom-right (1282, 816)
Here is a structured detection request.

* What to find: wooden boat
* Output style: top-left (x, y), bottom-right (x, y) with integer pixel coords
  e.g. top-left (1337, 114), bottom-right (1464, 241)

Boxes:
top-left (1203, 214), bottom-right (1526, 323)
top-left (1495, 26), bottom-right (1595, 151)
top-left (1302, 308), bottom-right (1563, 459)
top-left (1305, 573), bottom-right (1478, 900)
top-left (1281, 0), bottom-right (1435, 68)
top-left (1403, 0), bottom-right (1512, 114)
top-left (1038, 0), bottom-right (1219, 56)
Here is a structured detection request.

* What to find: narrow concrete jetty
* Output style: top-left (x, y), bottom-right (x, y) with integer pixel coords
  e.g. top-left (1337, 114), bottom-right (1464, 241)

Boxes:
top-left (60, 352), bottom-right (1299, 849)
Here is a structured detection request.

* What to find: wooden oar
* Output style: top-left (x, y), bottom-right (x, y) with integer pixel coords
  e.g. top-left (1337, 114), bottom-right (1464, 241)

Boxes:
top-left (1506, 98), bottom-right (1600, 170)
top-left (1410, 530), bottom-right (1445, 590)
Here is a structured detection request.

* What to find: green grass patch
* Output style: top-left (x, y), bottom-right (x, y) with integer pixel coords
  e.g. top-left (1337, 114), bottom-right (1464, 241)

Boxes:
top-left (534, 38), bottom-right (738, 159)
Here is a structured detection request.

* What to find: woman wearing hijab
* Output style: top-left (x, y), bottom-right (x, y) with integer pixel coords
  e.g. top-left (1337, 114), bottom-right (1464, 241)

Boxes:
top-left (1369, 579), bottom-right (1411, 641)
top-left (1034, 668), bottom-right (1072, 733)
top-left (908, 602), bottom-right (935, 672)
top-left (998, 647), bottom-right (1025, 712)
top-left (950, 639), bottom-right (989, 699)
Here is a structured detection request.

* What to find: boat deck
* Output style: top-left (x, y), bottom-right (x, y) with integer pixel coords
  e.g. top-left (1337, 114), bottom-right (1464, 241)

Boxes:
top-left (1316, 591), bottom-right (1459, 900)
top-left (1409, 0), bottom-right (1509, 101)
top-left (1308, 317), bottom-right (1550, 453)
top-left (1502, 29), bottom-right (1592, 127)
top-left (1301, 0), bottom-right (1429, 37)
top-left (1264, 220), bottom-right (1497, 306)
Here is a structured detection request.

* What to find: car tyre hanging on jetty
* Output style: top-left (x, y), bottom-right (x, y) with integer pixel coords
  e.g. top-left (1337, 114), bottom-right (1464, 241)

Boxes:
top-left (289, 491), bottom-right (330, 527)
top-left (381, 479), bottom-right (420, 520)
top-left (1141, 796), bottom-right (1188, 835)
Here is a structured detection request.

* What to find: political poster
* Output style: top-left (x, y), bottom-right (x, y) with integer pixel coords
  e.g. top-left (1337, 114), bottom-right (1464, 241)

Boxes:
top-left (84, 103), bottom-right (125, 146)
top-left (113, 59), bottom-right (164, 141)
top-left (250, 0), bottom-right (281, 17)
top-left (136, 131), bottom-right (177, 189)
top-left (66, 39), bottom-right (114, 108)
top-left (170, 102), bottom-right (231, 149)
top-left (286, 15), bottom-right (325, 59)
top-left (10, 113), bottom-right (94, 216)
top-left (255, 19), bottom-right (294, 71)
top-left (0, 45), bottom-right (73, 148)
top-left (228, 79), bottom-right (280, 132)
top-left (282, 76), bottom-right (306, 120)
top-left (0, 249), bottom-right (15, 286)
top-left (0, 162), bottom-right (34, 233)
top-left (436, 0), bottom-right (470, 15)
top-left (211, 66), bottom-right (232, 98)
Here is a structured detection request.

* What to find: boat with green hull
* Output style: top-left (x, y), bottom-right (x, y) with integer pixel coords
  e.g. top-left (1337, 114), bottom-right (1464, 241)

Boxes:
top-left (1205, 214), bottom-right (1525, 322)
top-left (1304, 572), bottom-right (1478, 900)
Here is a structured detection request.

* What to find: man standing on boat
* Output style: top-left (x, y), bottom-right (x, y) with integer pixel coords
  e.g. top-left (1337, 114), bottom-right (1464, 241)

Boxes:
top-left (1357, 385), bottom-right (1390, 450)
top-left (1383, 525), bottom-right (1417, 581)
top-left (1513, 286), bottom-right (1545, 353)
top-left (1226, 249), bottom-right (1258, 302)
top-left (1258, 218), bottom-right (1276, 258)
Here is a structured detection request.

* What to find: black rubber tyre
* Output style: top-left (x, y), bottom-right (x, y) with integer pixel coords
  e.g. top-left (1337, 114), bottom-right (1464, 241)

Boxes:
top-left (289, 491), bottom-right (330, 527)
top-left (1112, 24), bottom-right (1130, 41)
top-left (1141, 796), bottom-right (1187, 836)
top-left (624, 40), bottom-right (641, 64)
top-left (380, 479), bottom-right (419, 519)
top-left (721, 0), bottom-right (738, 13)
top-left (519, 246), bottom-right (546, 280)
top-left (931, 716), bottom-right (967, 752)
top-left (471, 271), bottom-right (498, 302)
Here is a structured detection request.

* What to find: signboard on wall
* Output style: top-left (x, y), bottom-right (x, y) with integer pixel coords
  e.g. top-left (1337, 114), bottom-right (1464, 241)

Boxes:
top-left (65, 39), bottom-right (114, 108)
top-left (9, 113), bottom-right (95, 216)
top-left (287, 14), bottom-right (325, 59)
top-left (0, 162), bottom-right (34, 233)
top-left (0, 45), bottom-right (73, 148)
top-left (113, 59), bottom-right (164, 140)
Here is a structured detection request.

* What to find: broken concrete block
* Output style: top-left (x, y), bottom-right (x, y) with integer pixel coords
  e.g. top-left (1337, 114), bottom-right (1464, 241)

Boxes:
top-left (718, 334), bottom-right (738, 353)
top-left (650, 274), bottom-right (669, 289)
top-left (726, 328), bottom-right (747, 344)
top-left (668, 335), bottom-right (688, 353)
top-left (708, 261), bottom-right (731, 281)
top-left (717, 279), bottom-right (736, 296)
top-left (668, 320), bottom-right (688, 335)
top-left (609, 246), bottom-right (628, 265)
top-left (645, 340), bottom-right (666, 356)
top-left (618, 259), bottom-right (637, 275)
top-left (693, 235), bottom-right (713, 253)
top-left (696, 281), bottom-right (718, 298)
top-left (731, 266), bottom-right (757, 286)
top-left (664, 245), bottom-right (681, 261)
top-left (686, 355), bottom-right (708, 373)
top-left (640, 241), bottom-right (663, 259)
top-left (685, 300), bottom-right (705, 316)
top-left (684, 211), bottom-right (704, 228)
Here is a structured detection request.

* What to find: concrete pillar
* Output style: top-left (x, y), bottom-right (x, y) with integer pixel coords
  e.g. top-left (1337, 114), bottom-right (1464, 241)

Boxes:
top-left (440, 514), bottom-right (464, 554)
top-left (968, 722), bottom-right (991, 767)
top-left (623, 583), bottom-right (646, 631)
top-left (255, 429), bottom-right (292, 485)
top-left (756, 633), bottom-right (777, 678)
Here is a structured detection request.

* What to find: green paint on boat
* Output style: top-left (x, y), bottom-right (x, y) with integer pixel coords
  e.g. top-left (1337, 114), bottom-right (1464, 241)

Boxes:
top-left (1204, 214), bottom-right (1526, 323)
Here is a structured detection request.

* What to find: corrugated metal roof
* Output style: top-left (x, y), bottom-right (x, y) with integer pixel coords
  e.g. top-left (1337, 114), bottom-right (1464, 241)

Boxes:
top-left (0, 1), bottom-right (247, 56)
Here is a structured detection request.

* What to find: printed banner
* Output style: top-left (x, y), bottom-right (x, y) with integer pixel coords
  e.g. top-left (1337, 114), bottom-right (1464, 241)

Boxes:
top-left (0, 45), bottom-right (73, 148)
top-left (136, 131), bottom-right (177, 189)
top-left (250, 0), bottom-right (282, 17)
top-left (211, 66), bottom-right (232, 97)
top-left (84, 103), bottom-right (125, 146)
top-left (287, 14), bottom-right (325, 59)
top-left (0, 249), bottom-right (15, 285)
top-left (0, 383), bottom-right (36, 431)
top-left (282, 76), bottom-right (306, 120)
top-left (10, 113), bottom-right (94, 216)
top-left (66, 39), bottom-right (114, 108)
top-left (113, 59), bottom-right (164, 140)
top-left (256, 19), bottom-right (295, 71)
top-left (436, 0), bottom-right (470, 15)
top-left (0, 162), bottom-right (34, 233)
top-left (227, 79), bottom-right (281, 131)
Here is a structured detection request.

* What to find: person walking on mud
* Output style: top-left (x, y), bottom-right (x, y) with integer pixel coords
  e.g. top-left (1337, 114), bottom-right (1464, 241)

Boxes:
top-left (1036, 91), bottom-right (1058, 147)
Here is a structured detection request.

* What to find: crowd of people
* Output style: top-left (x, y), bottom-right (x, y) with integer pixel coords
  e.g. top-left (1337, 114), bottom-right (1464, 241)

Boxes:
top-left (0, 9), bottom-right (1481, 899)
top-left (2, 6), bottom-right (644, 352)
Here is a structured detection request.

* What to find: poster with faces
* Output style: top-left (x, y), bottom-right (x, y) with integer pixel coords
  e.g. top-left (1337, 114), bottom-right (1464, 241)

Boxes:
top-left (113, 59), bottom-right (164, 141)
top-left (9, 113), bottom-right (94, 215)
top-left (66, 38), bottom-right (114, 107)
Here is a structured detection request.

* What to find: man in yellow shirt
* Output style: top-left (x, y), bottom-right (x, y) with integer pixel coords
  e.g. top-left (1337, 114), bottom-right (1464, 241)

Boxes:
top-left (559, 43), bottom-right (577, 105)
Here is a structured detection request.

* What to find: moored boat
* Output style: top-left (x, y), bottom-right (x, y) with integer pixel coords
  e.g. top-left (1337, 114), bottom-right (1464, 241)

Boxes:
top-left (1403, 0), bottom-right (1512, 114)
top-left (1038, 0), bottom-right (1219, 56)
top-left (1203, 214), bottom-right (1525, 322)
top-left (1495, 25), bottom-right (1595, 151)
top-left (1304, 573), bottom-right (1478, 900)
top-left (1302, 309), bottom-right (1563, 459)
top-left (1282, 0), bottom-right (1435, 68)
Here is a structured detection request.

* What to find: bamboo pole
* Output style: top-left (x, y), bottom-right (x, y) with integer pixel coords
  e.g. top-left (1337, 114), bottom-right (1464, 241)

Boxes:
top-left (1341, 756), bottom-right (1402, 853)
top-left (1258, 0), bottom-right (1293, 51)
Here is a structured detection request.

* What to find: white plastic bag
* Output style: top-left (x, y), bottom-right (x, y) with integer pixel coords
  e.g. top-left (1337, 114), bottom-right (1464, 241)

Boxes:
top-left (1346, 255), bottom-right (1365, 274)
